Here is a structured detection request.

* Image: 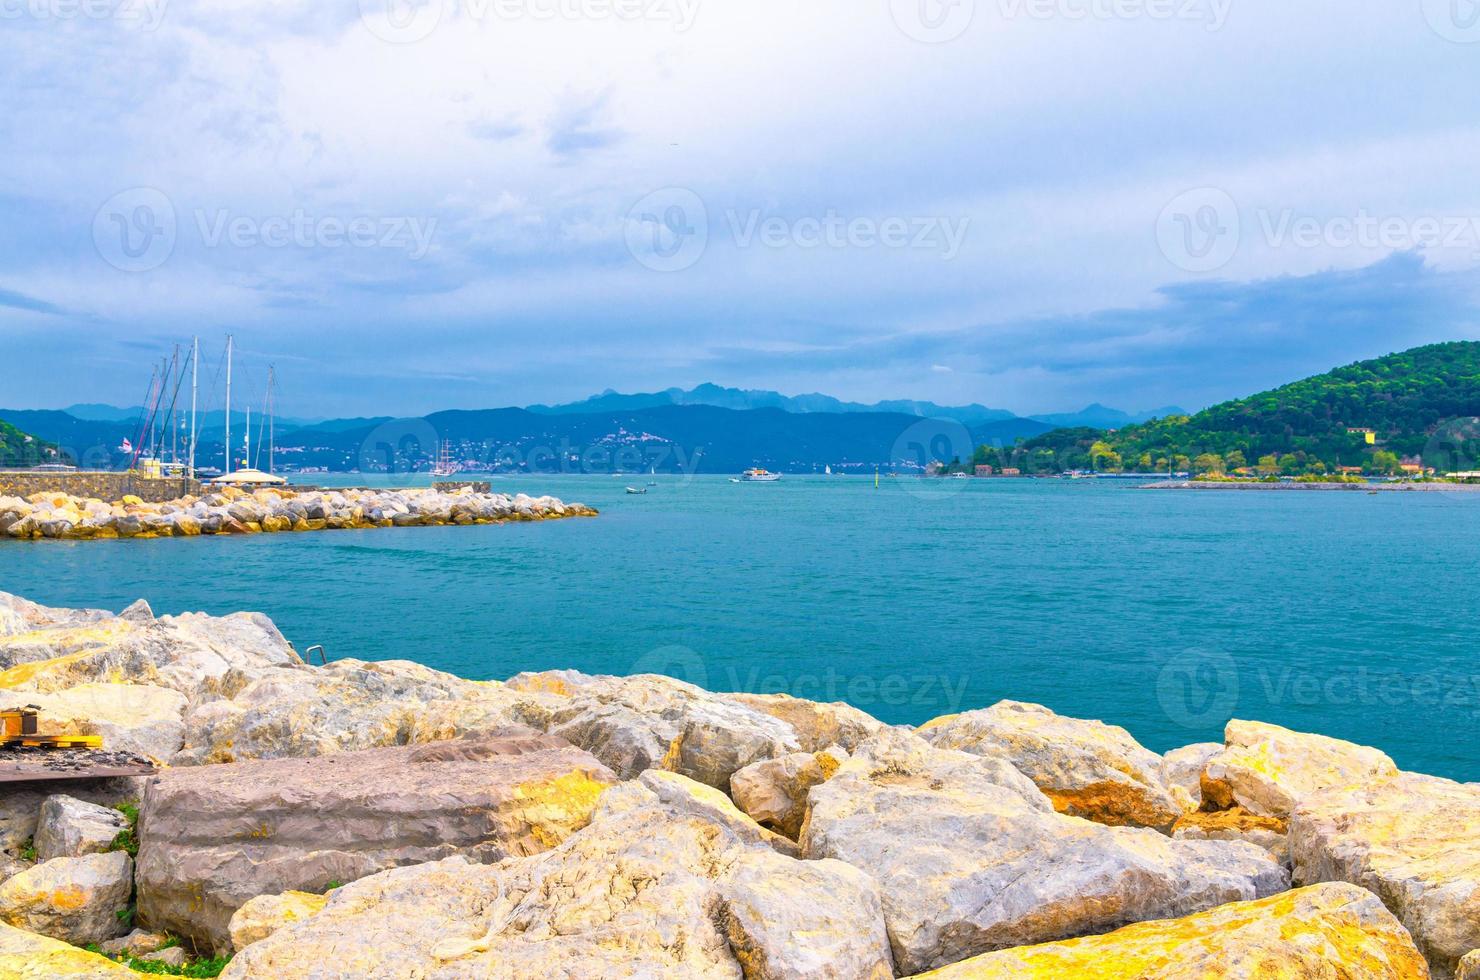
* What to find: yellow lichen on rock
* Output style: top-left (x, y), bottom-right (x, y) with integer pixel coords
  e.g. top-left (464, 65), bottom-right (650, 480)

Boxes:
top-left (1202, 720), bottom-right (1398, 818)
top-left (906, 883), bottom-right (1430, 979)
top-left (0, 921), bottom-right (134, 978)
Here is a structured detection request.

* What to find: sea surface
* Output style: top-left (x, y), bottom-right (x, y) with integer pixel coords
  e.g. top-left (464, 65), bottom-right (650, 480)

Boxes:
top-left (3, 475), bottom-right (1477, 781)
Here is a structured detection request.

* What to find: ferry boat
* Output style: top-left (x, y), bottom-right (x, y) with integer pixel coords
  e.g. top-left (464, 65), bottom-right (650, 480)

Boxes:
top-left (740, 468), bottom-right (781, 482)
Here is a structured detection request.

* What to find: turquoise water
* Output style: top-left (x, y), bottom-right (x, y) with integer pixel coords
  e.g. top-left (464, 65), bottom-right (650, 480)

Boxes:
top-left (3, 476), bottom-right (1477, 781)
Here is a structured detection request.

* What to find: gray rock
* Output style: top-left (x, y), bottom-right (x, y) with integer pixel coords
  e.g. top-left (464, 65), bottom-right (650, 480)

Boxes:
top-left (136, 734), bottom-right (617, 954)
top-left (801, 730), bottom-right (1288, 974)
top-left (34, 795), bottom-right (129, 862)
top-left (0, 852), bottom-right (133, 945)
top-left (139, 946), bottom-right (187, 967)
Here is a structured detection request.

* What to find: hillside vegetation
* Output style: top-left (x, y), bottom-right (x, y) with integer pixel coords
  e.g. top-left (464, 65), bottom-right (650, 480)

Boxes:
top-left (0, 419), bottom-right (65, 468)
top-left (986, 342), bottom-right (1480, 476)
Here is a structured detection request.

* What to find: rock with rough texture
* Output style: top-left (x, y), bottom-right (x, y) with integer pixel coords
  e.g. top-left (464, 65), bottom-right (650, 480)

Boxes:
top-left (508, 670), bottom-right (801, 788)
top-left (731, 747), bottom-right (847, 838)
top-left (728, 692), bottom-right (887, 752)
top-left (1160, 742), bottom-right (1221, 811)
top-left (229, 890), bottom-right (330, 952)
top-left (34, 795), bottom-right (129, 862)
top-left (0, 596), bottom-right (301, 696)
top-left (905, 882), bottom-right (1429, 979)
top-left (1290, 771), bottom-right (1480, 975)
top-left (637, 769), bottom-right (801, 857)
top-left (0, 920), bottom-right (135, 977)
top-left (803, 731), bottom-right (1288, 974)
top-left (1202, 719), bottom-right (1398, 818)
top-left (0, 852), bottom-right (133, 945)
top-left (223, 773), bottom-right (894, 979)
top-left (139, 946), bottom-right (187, 967)
top-left (24, 684), bottom-right (187, 762)
top-left (99, 928), bottom-right (168, 956)
top-left (0, 779), bottom-right (142, 854)
top-left (172, 658), bottom-right (536, 765)
top-left (1457, 950), bottom-right (1479, 980)
top-left (137, 734), bottom-right (617, 954)
top-left (1172, 807), bottom-right (1289, 865)
top-left (921, 701), bottom-right (1182, 831)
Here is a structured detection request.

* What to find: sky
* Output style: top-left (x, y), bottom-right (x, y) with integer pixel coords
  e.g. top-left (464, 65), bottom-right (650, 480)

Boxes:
top-left (2, 0), bottom-right (1479, 418)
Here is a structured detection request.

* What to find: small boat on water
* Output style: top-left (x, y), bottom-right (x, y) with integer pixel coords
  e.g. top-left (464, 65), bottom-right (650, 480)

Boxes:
top-left (740, 468), bottom-right (781, 483)
top-left (729, 478), bottom-right (741, 484)
top-left (625, 486), bottom-right (647, 495)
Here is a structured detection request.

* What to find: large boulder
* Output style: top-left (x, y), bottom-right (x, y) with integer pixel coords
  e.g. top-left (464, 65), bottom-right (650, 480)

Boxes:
top-left (0, 852), bottom-right (133, 945)
top-left (0, 779), bottom-right (142, 854)
top-left (802, 731), bottom-right (1288, 974)
top-left (1458, 950), bottom-right (1480, 980)
top-left (34, 795), bottom-right (129, 862)
top-left (1172, 807), bottom-right (1289, 866)
top-left (507, 671), bottom-right (801, 788)
top-left (731, 747), bottom-right (847, 838)
top-left (727, 692), bottom-right (887, 752)
top-left (0, 595), bottom-right (300, 696)
top-left (1290, 771), bottom-right (1480, 976)
top-left (905, 882), bottom-right (1429, 979)
top-left (0, 921), bottom-right (135, 978)
top-left (222, 772), bottom-right (894, 979)
top-left (920, 701), bottom-right (1181, 831)
top-left (172, 659), bottom-right (535, 765)
top-left (136, 734), bottom-right (617, 953)
top-left (1202, 719), bottom-right (1398, 818)
top-left (229, 890), bottom-right (329, 952)
top-left (23, 684), bottom-right (187, 762)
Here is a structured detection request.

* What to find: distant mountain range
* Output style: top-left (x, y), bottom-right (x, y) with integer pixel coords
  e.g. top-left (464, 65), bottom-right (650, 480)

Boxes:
top-left (2, 386), bottom-right (1182, 475)
top-left (528, 384), bottom-right (1179, 430)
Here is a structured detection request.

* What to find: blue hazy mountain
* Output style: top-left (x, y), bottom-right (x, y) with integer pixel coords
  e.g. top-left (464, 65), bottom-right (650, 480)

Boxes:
top-left (528, 383), bottom-right (1024, 427)
top-left (1029, 403), bottom-right (1186, 429)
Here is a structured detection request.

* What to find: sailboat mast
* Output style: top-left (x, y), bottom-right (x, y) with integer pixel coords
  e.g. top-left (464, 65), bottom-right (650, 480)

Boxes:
top-left (224, 335), bottom-right (234, 475)
top-left (267, 365), bottom-right (275, 475)
top-left (245, 404), bottom-right (251, 473)
top-left (189, 337), bottom-right (198, 479)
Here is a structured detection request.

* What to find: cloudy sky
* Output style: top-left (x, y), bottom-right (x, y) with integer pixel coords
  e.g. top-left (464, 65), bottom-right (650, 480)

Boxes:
top-left (2, 0), bottom-right (1479, 417)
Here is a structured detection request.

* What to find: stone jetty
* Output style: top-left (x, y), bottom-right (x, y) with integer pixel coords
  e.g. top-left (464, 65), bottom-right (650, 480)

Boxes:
top-left (0, 590), bottom-right (1473, 977)
top-left (0, 485), bottom-right (595, 540)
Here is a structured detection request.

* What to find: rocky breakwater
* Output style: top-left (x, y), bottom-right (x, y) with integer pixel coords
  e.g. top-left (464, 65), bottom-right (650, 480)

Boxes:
top-left (0, 484), bottom-right (596, 540)
top-left (0, 591), bottom-right (1473, 977)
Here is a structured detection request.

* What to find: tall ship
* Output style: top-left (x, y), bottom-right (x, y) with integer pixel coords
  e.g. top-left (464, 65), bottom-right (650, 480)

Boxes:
top-left (740, 468), bottom-right (781, 482)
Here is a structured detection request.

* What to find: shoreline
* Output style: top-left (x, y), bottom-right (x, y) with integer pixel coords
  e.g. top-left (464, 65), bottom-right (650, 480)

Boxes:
top-left (0, 486), bottom-right (596, 541)
top-left (1139, 479), bottom-right (1480, 492)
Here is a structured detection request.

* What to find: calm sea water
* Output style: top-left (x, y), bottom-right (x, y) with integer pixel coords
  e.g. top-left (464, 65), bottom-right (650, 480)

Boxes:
top-left (3, 476), bottom-right (1477, 781)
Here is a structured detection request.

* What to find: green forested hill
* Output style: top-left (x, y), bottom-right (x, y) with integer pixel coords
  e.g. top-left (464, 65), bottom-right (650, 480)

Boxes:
top-left (997, 342), bottom-right (1480, 476)
top-left (0, 419), bottom-right (65, 468)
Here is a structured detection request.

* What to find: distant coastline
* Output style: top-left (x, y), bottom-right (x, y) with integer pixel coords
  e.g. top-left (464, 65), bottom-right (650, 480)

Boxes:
top-left (1140, 480), bottom-right (1480, 492)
